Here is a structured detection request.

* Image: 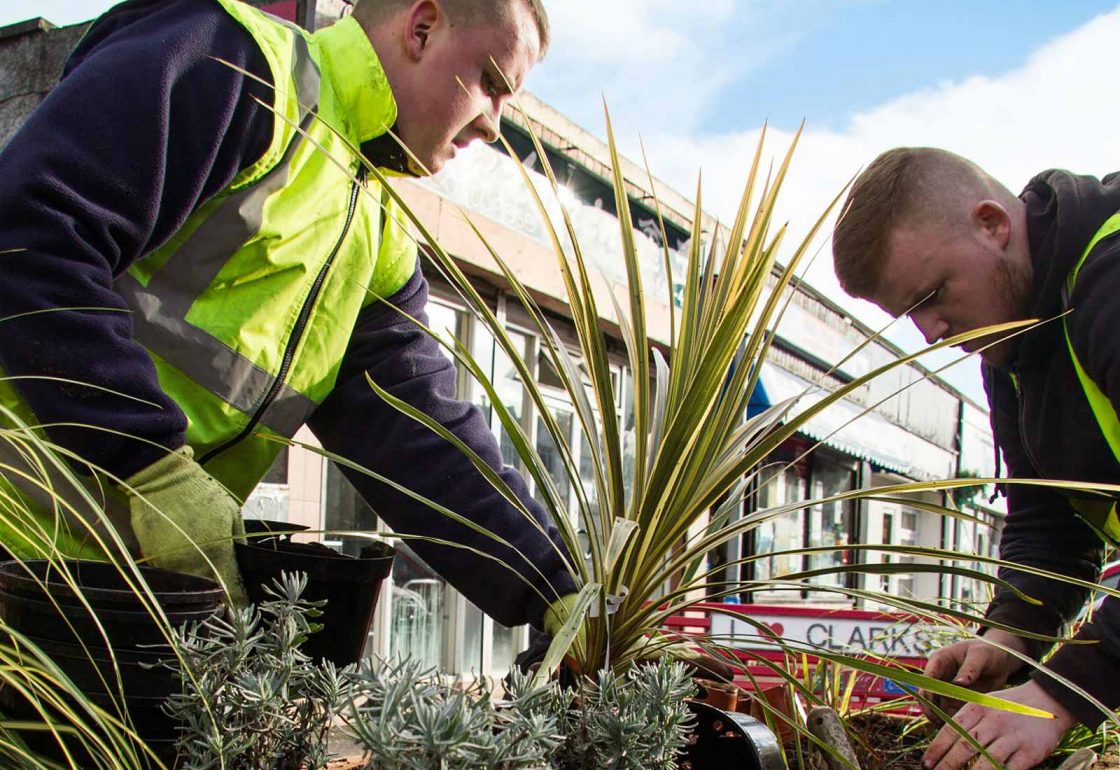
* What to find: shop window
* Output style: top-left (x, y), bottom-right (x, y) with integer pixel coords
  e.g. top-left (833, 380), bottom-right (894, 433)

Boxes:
top-left (752, 465), bottom-right (806, 587)
top-left (748, 449), bottom-right (858, 601)
top-left (806, 455), bottom-right (857, 591)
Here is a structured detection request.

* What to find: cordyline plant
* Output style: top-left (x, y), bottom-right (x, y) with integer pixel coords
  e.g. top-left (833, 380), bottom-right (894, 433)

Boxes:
top-left (350, 106), bottom-right (1055, 690)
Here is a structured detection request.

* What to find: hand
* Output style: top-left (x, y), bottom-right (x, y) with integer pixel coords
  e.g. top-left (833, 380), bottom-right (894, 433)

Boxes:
top-left (124, 446), bottom-right (249, 607)
top-left (922, 680), bottom-right (1075, 770)
top-left (921, 630), bottom-right (1027, 721)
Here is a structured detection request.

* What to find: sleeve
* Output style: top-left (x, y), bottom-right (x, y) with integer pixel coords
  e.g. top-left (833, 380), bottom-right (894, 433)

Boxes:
top-left (0, 1), bottom-right (274, 479)
top-left (981, 366), bottom-right (1103, 652)
top-left (1029, 236), bottom-right (1120, 726)
top-left (307, 266), bottom-right (579, 629)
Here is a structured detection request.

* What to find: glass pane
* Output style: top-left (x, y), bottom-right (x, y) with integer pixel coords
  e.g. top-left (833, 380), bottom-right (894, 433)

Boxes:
top-left (323, 464), bottom-right (450, 666)
top-left (579, 431), bottom-right (599, 518)
top-left (426, 301), bottom-right (460, 356)
top-left (534, 409), bottom-right (573, 512)
top-left (491, 622), bottom-right (515, 678)
top-left (388, 542), bottom-right (445, 669)
top-left (494, 331), bottom-right (530, 468)
top-left (537, 349), bottom-right (565, 390)
top-left (323, 461), bottom-right (377, 550)
top-left (807, 458), bottom-right (856, 588)
top-left (754, 467), bottom-right (804, 584)
top-left (462, 601), bottom-right (483, 673)
top-left (620, 368), bottom-right (636, 506)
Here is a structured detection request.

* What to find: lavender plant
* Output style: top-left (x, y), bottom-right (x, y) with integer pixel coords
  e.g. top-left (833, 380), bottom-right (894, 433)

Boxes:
top-left (343, 656), bottom-right (696, 770)
top-left (162, 572), bottom-right (353, 770)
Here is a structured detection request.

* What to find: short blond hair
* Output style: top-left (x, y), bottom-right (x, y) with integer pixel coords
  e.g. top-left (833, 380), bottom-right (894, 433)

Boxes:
top-left (832, 147), bottom-right (1012, 298)
top-left (354, 0), bottom-right (551, 57)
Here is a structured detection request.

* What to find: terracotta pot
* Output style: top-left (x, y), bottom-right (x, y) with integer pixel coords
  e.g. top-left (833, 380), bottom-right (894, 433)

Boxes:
top-left (737, 683), bottom-right (797, 743)
top-left (694, 676), bottom-right (740, 711)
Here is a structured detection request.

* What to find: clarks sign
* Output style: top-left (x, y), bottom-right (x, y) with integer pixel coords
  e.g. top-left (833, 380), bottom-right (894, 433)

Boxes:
top-left (707, 604), bottom-right (944, 660)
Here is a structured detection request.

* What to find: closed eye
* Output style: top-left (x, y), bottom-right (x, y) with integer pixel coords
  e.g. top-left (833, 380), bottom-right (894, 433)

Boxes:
top-left (906, 286), bottom-right (941, 317)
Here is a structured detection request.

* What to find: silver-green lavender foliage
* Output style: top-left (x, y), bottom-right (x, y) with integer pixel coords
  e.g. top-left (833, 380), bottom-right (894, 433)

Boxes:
top-left (162, 572), bottom-right (353, 770)
top-left (552, 659), bottom-right (698, 770)
top-left (345, 657), bottom-right (696, 770)
top-left (344, 657), bottom-right (565, 770)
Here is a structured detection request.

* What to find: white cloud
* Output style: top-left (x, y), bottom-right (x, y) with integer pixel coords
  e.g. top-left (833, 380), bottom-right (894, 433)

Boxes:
top-left (596, 7), bottom-right (1120, 403)
top-left (532, 0), bottom-right (789, 139)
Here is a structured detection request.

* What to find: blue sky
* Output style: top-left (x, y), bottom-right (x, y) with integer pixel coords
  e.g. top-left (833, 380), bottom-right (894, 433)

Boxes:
top-left (705, 1), bottom-right (1120, 133)
top-left (4, 0), bottom-right (1120, 402)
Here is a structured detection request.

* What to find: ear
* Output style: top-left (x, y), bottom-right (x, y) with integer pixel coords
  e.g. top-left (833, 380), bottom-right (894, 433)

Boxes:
top-left (971, 200), bottom-right (1012, 249)
top-left (402, 0), bottom-right (442, 62)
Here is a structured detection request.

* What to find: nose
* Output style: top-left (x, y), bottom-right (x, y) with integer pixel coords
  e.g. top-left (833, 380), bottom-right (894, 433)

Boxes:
top-left (911, 310), bottom-right (948, 345)
top-left (474, 99), bottom-right (504, 144)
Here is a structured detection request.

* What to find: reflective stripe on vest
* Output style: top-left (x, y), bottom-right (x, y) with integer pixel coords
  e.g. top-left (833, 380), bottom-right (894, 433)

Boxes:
top-left (115, 32), bottom-right (321, 441)
top-left (1062, 210), bottom-right (1120, 546)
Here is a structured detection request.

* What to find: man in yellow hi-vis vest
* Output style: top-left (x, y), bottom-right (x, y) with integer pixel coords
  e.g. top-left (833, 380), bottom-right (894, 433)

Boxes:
top-left (832, 147), bottom-right (1120, 770)
top-left (0, 0), bottom-right (578, 637)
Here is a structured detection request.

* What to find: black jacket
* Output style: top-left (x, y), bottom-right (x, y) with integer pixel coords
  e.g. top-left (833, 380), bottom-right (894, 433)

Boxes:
top-left (0, 0), bottom-right (575, 629)
top-left (983, 170), bottom-right (1120, 727)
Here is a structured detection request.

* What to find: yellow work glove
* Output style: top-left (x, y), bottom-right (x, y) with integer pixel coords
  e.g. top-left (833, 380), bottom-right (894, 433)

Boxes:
top-left (124, 446), bottom-right (249, 607)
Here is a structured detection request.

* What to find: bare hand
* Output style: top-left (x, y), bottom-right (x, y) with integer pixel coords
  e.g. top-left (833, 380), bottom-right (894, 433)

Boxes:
top-left (922, 681), bottom-right (1075, 770)
top-left (920, 631), bottom-right (1027, 720)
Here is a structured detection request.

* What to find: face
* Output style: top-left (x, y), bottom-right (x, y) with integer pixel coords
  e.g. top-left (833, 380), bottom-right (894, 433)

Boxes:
top-left (869, 205), bottom-right (1032, 367)
top-left (391, 2), bottom-right (540, 175)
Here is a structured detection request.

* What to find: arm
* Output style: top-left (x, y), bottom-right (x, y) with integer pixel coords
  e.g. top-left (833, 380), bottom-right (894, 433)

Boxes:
top-left (1031, 237), bottom-right (1120, 726)
top-left (981, 366), bottom-right (1103, 654)
top-left (0, 0), bottom-right (274, 478)
top-left (308, 267), bottom-right (578, 629)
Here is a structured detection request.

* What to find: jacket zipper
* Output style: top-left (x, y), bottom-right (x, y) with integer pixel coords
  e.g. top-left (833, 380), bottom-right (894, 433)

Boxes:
top-left (200, 166), bottom-right (367, 466)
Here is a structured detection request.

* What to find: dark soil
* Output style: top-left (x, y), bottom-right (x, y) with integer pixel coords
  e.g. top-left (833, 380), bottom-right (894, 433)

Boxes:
top-left (782, 713), bottom-right (1120, 770)
top-left (780, 713), bottom-right (933, 770)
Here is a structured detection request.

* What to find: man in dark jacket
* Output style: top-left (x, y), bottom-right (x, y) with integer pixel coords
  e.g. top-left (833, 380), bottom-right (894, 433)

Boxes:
top-left (0, 0), bottom-right (578, 634)
top-left (832, 147), bottom-right (1120, 770)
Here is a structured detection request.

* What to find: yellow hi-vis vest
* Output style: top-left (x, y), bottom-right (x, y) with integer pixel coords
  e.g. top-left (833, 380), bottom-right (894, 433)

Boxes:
top-left (0, 0), bottom-right (417, 558)
top-left (1062, 211), bottom-right (1120, 547)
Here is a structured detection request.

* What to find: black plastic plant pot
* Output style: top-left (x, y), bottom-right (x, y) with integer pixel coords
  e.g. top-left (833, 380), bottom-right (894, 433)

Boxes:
top-left (0, 559), bottom-right (225, 766)
top-left (235, 519), bottom-right (395, 666)
top-left (0, 559), bottom-right (225, 613)
top-left (680, 700), bottom-right (787, 770)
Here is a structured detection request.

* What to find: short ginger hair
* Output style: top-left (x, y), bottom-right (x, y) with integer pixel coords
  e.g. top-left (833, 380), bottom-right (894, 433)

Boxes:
top-left (832, 147), bottom-right (1013, 298)
top-left (353, 0), bottom-right (551, 58)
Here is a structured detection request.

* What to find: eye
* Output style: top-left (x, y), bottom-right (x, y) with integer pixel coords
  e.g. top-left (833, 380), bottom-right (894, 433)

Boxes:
top-left (482, 72), bottom-right (502, 99)
top-left (906, 285), bottom-right (942, 318)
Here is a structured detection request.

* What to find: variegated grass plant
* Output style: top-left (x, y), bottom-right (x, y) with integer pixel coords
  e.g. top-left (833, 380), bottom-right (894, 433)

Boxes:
top-left (0, 414), bottom-right (203, 769)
